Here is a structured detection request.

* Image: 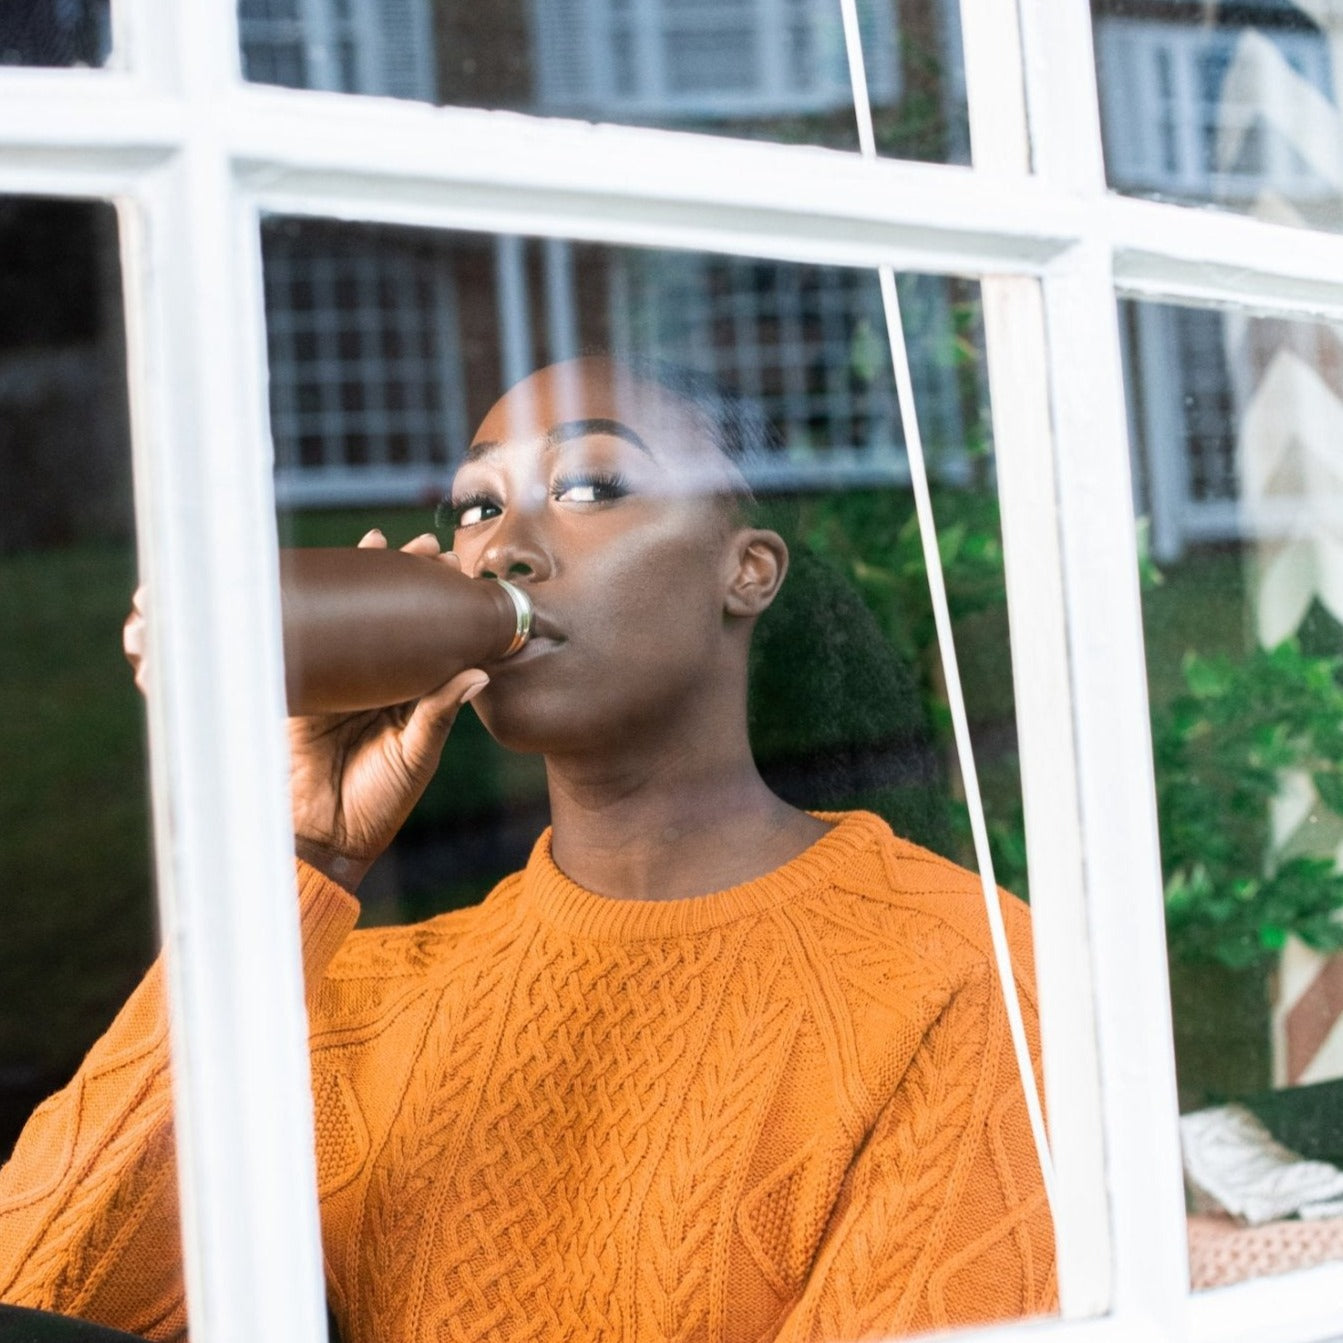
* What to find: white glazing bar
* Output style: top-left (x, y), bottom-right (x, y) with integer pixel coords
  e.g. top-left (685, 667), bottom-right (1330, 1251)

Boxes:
top-left (1189, 1260), bottom-right (1343, 1343)
top-left (117, 3), bottom-right (329, 1341)
top-left (959, 0), bottom-right (1111, 1314)
top-left (1107, 193), bottom-right (1343, 318)
top-left (958, 0), bottom-right (1031, 175)
top-left (225, 88), bottom-right (1078, 269)
top-left (1014, 0), bottom-right (1108, 194)
top-left (0, 71), bottom-right (181, 159)
top-left (1042, 243), bottom-right (1190, 1332)
top-left (981, 278), bottom-right (1111, 1320)
top-left (1016, 0), bottom-right (1190, 1329)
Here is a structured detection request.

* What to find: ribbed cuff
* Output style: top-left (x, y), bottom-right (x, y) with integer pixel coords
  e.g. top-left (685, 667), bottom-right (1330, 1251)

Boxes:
top-left (296, 860), bottom-right (361, 989)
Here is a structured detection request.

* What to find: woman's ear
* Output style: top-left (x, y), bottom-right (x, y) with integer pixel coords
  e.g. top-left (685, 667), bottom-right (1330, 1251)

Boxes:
top-left (724, 529), bottom-right (789, 618)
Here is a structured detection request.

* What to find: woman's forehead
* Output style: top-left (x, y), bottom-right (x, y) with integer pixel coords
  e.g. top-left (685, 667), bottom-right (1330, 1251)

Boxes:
top-left (473, 357), bottom-right (708, 457)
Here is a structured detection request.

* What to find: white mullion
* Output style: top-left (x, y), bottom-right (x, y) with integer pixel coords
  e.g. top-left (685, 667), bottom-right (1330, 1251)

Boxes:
top-left (1043, 243), bottom-right (1190, 1333)
top-left (957, 0), bottom-right (1030, 175)
top-left (116, 5), bottom-right (328, 1343)
top-left (126, 168), bottom-right (329, 1343)
top-left (962, 1), bottom-right (1112, 1317)
top-left (1014, 0), bottom-right (1107, 193)
top-left (981, 276), bottom-right (1111, 1322)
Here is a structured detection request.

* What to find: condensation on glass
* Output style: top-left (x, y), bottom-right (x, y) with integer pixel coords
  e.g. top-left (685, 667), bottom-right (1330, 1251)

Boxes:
top-left (0, 197), bottom-right (151, 1161)
top-left (0, 1), bottom-right (110, 68)
top-left (238, 0), bottom-right (971, 163)
top-left (261, 217), bottom-right (1027, 932)
top-left (1094, 1), bottom-right (1343, 230)
top-left (1123, 294), bottom-right (1343, 1289)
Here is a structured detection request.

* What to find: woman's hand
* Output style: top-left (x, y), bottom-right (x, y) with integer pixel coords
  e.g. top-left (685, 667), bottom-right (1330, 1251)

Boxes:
top-left (122, 530), bottom-right (488, 893)
top-left (288, 531), bottom-right (488, 890)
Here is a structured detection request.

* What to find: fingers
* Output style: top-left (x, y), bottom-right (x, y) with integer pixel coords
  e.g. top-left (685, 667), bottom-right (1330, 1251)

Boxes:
top-left (358, 529), bottom-right (454, 565)
top-left (398, 669), bottom-right (489, 778)
top-left (400, 532), bottom-right (441, 558)
top-left (122, 585), bottom-right (150, 697)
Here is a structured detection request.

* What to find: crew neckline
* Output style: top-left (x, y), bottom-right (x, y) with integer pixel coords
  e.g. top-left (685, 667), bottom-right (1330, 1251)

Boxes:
top-left (518, 810), bottom-right (890, 942)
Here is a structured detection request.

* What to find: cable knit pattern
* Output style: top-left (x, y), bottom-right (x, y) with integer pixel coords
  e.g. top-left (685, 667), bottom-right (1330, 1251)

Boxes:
top-left (0, 811), bottom-right (1055, 1341)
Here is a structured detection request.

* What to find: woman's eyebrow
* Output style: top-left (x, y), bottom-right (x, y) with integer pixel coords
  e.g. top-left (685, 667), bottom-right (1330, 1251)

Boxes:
top-left (545, 418), bottom-right (653, 455)
top-left (463, 417), bottom-right (653, 462)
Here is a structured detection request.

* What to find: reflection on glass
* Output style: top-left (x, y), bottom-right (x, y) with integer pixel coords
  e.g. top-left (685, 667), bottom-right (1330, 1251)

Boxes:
top-left (1124, 297), bottom-right (1343, 1287)
top-left (0, 198), bottom-right (148, 1161)
top-left (239, 0), bottom-right (971, 162)
top-left (0, 0), bottom-right (110, 68)
top-left (1095, 1), bottom-right (1343, 229)
top-left (263, 220), bottom-right (1056, 1336)
top-left (264, 219), bottom-right (1015, 910)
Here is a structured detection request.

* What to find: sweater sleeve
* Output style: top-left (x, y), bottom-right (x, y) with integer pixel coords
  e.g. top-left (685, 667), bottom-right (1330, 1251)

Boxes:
top-left (778, 960), bottom-right (1057, 1342)
top-left (0, 863), bottom-right (358, 1341)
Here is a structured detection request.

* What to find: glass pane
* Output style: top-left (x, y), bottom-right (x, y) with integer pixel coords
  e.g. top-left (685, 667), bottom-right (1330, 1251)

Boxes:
top-left (1095, 1), bottom-right (1343, 229)
top-left (0, 1), bottom-right (110, 68)
top-left (239, 0), bottom-right (971, 163)
top-left (0, 199), bottom-right (186, 1337)
top-left (264, 216), bottom-right (1058, 1337)
top-left (1124, 296), bottom-right (1343, 1288)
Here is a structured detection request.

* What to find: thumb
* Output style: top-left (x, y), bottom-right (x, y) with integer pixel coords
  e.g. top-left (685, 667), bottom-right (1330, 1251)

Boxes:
top-left (398, 669), bottom-right (489, 777)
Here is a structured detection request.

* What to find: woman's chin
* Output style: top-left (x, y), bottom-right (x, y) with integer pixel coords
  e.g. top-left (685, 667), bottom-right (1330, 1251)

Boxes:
top-left (470, 691), bottom-right (597, 758)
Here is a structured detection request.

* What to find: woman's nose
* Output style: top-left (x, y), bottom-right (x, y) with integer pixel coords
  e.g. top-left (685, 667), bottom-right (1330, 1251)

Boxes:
top-left (476, 517), bottom-right (553, 583)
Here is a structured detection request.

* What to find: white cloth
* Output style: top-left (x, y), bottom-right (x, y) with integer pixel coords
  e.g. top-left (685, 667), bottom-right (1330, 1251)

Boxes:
top-left (1181, 1103), bottom-right (1343, 1225)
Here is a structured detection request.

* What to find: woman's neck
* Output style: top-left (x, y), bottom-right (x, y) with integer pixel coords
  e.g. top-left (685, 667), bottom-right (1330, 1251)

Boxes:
top-left (543, 734), bottom-right (830, 902)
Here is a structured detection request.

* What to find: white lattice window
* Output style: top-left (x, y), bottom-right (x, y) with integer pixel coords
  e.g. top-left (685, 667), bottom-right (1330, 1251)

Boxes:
top-left (263, 221), bottom-right (468, 507)
top-left (238, 0), bottom-right (434, 98)
top-left (1096, 17), bottom-right (1333, 198)
top-left (532, 0), bottom-right (900, 118)
top-left (609, 249), bottom-right (968, 486)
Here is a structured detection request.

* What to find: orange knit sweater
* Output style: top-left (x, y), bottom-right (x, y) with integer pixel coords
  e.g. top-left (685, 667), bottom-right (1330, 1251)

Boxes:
top-left (0, 811), bottom-right (1055, 1342)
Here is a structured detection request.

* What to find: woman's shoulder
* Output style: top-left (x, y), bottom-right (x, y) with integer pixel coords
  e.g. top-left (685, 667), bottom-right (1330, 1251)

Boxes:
top-left (804, 809), bottom-right (1036, 1000)
top-left (311, 868), bottom-right (527, 1029)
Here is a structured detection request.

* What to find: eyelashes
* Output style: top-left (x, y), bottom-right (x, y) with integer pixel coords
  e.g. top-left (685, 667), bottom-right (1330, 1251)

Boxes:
top-left (441, 471), bottom-right (630, 531)
top-left (550, 470), bottom-right (629, 504)
top-left (440, 491), bottom-right (498, 531)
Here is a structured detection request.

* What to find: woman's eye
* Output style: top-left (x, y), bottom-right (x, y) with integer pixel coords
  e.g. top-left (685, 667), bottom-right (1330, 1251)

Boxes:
top-left (553, 473), bottom-right (628, 505)
top-left (450, 496), bottom-right (501, 528)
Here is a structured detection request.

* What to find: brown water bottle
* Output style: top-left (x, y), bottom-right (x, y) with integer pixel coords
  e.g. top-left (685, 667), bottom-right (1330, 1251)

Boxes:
top-left (278, 548), bottom-right (532, 715)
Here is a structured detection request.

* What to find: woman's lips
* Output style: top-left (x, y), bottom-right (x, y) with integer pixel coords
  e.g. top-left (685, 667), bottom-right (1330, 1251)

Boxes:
top-left (499, 607), bottom-right (562, 666)
top-left (505, 633), bottom-right (561, 665)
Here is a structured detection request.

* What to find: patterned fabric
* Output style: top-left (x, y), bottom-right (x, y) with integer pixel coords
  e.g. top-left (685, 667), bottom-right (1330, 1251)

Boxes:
top-left (0, 811), bottom-right (1055, 1342)
top-left (1189, 1212), bottom-right (1343, 1290)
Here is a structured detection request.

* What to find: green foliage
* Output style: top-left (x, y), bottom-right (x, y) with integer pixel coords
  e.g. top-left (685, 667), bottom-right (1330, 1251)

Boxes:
top-left (795, 487), bottom-right (1006, 669)
top-left (1155, 640), bottom-right (1343, 970)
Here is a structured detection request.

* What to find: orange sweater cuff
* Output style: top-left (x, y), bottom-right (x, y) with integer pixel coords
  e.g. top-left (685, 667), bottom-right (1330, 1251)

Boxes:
top-left (296, 859), bottom-right (360, 990)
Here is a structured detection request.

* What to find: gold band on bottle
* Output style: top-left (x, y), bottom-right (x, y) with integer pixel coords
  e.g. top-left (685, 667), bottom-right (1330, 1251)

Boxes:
top-left (493, 578), bottom-right (533, 657)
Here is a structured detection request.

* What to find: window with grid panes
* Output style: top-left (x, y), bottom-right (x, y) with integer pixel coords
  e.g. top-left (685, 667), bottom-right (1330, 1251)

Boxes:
top-left (15, 0), bottom-right (1343, 1342)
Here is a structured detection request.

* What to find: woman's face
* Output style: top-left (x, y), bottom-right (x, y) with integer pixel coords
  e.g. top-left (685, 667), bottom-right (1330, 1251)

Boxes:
top-left (447, 357), bottom-right (752, 755)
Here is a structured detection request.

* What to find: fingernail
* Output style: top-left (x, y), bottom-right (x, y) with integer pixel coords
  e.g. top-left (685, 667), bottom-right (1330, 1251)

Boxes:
top-left (460, 677), bottom-right (489, 704)
top-left (363, 528), bottom-right (384, 541)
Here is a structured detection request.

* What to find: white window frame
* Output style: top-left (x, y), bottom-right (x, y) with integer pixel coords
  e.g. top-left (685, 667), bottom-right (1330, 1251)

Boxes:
top-left (10, 1), bottom-right (1343, 1340)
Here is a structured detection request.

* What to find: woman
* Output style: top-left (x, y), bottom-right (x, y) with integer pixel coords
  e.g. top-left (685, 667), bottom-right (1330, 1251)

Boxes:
top-left (0, 357), bottom-right (1054, 1342)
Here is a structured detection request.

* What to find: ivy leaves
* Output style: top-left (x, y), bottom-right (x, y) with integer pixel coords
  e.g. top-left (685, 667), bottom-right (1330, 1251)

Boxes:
top-left (1156, 640), bottom-right (1343, 970)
